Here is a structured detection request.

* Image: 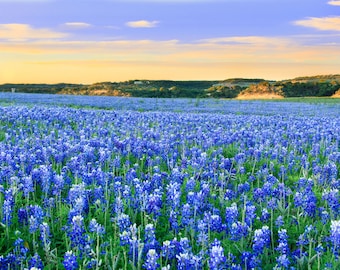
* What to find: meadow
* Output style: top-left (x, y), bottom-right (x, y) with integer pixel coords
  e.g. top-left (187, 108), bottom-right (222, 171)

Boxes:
top-left (0, 93), bottom-right (339, 269)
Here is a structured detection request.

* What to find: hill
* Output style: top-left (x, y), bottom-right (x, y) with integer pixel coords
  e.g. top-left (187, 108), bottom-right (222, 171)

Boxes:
top-left (1, 75), bottom-right (340, 99)
top-left (236, 81), bottom-right (284, 100)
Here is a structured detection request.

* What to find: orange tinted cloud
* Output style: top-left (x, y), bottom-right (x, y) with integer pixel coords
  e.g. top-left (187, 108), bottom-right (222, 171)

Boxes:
top-left (328, 1), bottom-right (340, 6)
top-left (126, 20), bottom-right (159, 28)
top-left (0, 24), bottom-right (67, 41)
top-left (294, 17), bottom-right (340, 31)
top-left (63, 22), bottom-right (92, 29)
top-left (1, 33), bottom-right (340, 83)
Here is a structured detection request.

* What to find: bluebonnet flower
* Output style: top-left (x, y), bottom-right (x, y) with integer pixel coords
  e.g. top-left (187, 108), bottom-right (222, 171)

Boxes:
top-left (161, 240), bottom-right (176, 261)
top-left (91, 186), bottom-right (105, 207)
top-left (241, 251), bottom-right (260, 269)
top-left (119, 230), bottom-right (130, 246)
top-left (230, 264), bottom-right (242, 270)
top-left (253, 188), bottom-right (264, 203)
top-left (87, 258), bottom-right (100, 269)
top-left (39, 222), bottom-right (51, 247)
top-left (275, 215), bottom-right (284, 228)
top-left (169, 209), bottom-right (179, 232)
top-left (294, 179), bottom-right (317, 217)
top-left (63, 251), bottom-right (78, 270)
top-left (315, 244), bottom-right (324, 256)
top-left (146, 189), bottom-right (163, 219)
top-left (68, 183), bottom-right (88, 214)
top-left (29, 253), bottom-right (44, 269)
top-left (224, 189), bottom-right (235, 200)
top-left (276, 254), bottom-right (290, 269)
top-left (143, 249), bottom-right (160, 270)
top-left (237, 182), bottom-right (250, 195)
top-left (22, 175), bottom-right (34, 198)
top-left (13, 237), bottom-right (29, 265)
top-left (319, 162), bottom-right (338, 185)
top-left (245, 204), bottom-right (256, 226)
top-left (144, 223), bottom-right (159, 254)
top-left (297, 225), bottom-right (316, 248)
top-left (208, 239), bottom-right (226, 269)
top-left (176, 252), bottom-right (197, 270)
top-left (267, 197), bottom-right (278, 210)
top-left (166, 181), bottom-right (181, 209)
top-left (260, 208), bottom-right (270, 222)
top-left (197, 219), bottom-right (208, 247)
top-left (322, 189), bottom-right (340, 217)
top-left (225, 203), bottom-right (238, 231)
top-left (185, 177), bottom-right (196, 192)
top-left (0, 253), bottom-right (16, 269)
top-left (29, 205), bottom-right (44, 233)
top-left (40, 165), bottom-right (52, 196)
top-left (276, 229), bottom-right (290, 255)
top-left (187, 191), bottom-right (195, 205)
top-left (252, 226), bottom-right (270, 255)
top-left (181, 203), bottom-right (194, 228)
top-left (128, 223), bottom-right (142, 266)
top-left (113, 196), bottom-right (124, 216)
top-left (2, 188), bottom-right (14, 226)
top-left (320, 209), bottom-right (330, 225)
top-left (113, 178), bottom-right (123, 194)
top-left (89, 219), bottom-right (105, 236)
top-left (230, 222), bottom-right (249, 241)
top-left (330, 220), bottom-right (340, 256)
top-left (178, 237), bottom-right (191, 253)
top-left (117, 213), bottom-right (131, 232)
top-left (69, 214), bottom-right (87, 253)
top-left (210, 214), bottom-right (223, 232)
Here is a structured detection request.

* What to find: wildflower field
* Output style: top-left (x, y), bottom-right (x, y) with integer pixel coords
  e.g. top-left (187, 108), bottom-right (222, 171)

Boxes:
top-left (0, 94), bottom-right (339, 269)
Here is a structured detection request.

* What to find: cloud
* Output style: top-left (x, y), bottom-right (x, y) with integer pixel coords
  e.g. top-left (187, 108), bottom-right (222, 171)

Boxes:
top-left (63, 22), bottom-right (92, 29)
top-left (126, 20), bottom-right (159, 28)
top-left (1, 35), bottom-right (340, 83)
top-left (328, 0), bottom-right (340, 6)
top-left (200, 36), bottom-right (292, 46)
top-left (0, 24), bottom-right (67, 41)
top-left (294, 17), bottom-right (340, 31)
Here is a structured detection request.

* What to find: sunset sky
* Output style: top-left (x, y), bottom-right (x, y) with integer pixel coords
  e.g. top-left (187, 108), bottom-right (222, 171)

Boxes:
top-left (1, 0), bottom-right (340, 83)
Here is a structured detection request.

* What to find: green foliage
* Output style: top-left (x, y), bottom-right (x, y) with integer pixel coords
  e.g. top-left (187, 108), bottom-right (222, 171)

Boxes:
top-left (1, 74), bottom-right (340, 98)
top-left (277, 81), bottom-right (340, 97)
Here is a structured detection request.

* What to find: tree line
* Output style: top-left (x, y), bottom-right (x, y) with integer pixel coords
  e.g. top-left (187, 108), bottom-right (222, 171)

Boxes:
top-left (1, 77), bottom-right (339, 98)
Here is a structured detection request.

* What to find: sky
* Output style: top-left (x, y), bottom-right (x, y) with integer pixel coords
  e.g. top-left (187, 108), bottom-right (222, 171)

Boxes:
top-left (0, 0), bottom-right (340, 83)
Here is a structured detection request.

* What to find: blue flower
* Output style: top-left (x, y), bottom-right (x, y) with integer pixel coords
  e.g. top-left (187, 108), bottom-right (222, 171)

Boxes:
top-left (63, 251), bottom-right (78, 270)
top-left (89, 219), bottom-right (105, 236)
top-left (29, 253), bottom-right (44, 269)
top-left (208, 239), bottom-right (226, 269)
top-left (276, 254), bottom-right (290, 269)
top-left (28, 205), bottom-right (44, 234)
top-left (225, 203), bottom-right (238, 230)
top-left (69, 214), bottom-right (87, 253)
top-left (143, 249), bottom-right (160, 270)
top-left (144, 223), bottom-right (159, 254)
top-left (117, 213), bottom-right (131, 232)
top-left (2, 188), bottom-right (14, 226)
top-left (119, 230), bottom-right (130, 246)
top-left (197, 219), bottom-right (208, 246)
top-left (176, 252), bottom-right (197, 270)
top-left (330, 220), bottom-right (340, 256)
top-left (230, 222), bottom-right (249, 241)
top-left (275, 215), bottom-right (284, 228)
top-left (260, 208), bottom-right (270, 222)
top-left (276, 229), bottom-right (290, 255)
top-left (39, 222), bottom-right (51, 247)
top-left (252, 226), bottom-right (270, 255)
